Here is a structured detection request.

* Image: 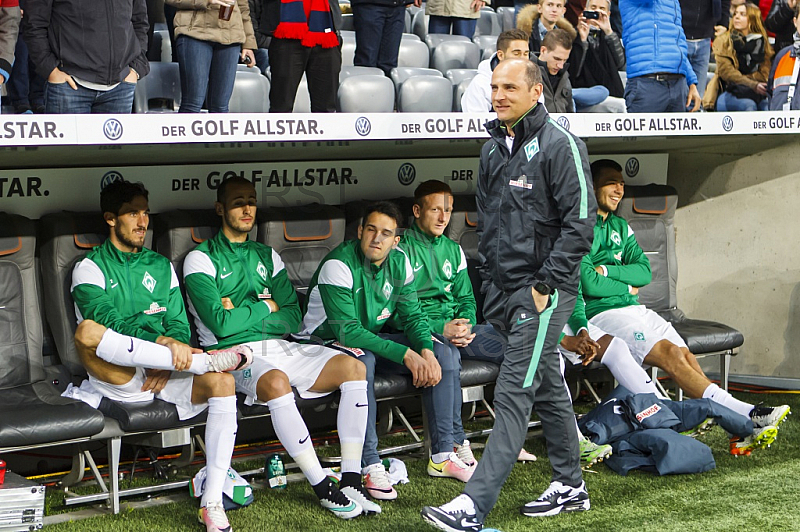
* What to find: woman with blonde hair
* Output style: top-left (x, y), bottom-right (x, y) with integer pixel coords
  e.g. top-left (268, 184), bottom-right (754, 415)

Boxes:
top-left (706, 2), bottom-right (774, 111)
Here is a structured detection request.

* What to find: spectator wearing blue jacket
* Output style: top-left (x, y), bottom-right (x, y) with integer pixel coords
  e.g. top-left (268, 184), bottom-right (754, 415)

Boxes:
top-left (619, 0), bottom-right (701, 112)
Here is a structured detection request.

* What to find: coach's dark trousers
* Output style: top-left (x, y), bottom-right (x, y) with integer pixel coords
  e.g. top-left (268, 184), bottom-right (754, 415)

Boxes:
top-left (463, 282), bottom-right (582, 522)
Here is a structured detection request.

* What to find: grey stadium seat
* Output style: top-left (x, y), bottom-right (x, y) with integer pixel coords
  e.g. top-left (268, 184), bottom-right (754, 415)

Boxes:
top-left (432, 41), bottom-right (480, 75)
top-left (133, 61), bottom-right (181, 113)
top-left (398, 38), bottom-right (431, 68)
top-left (338, 75), bottom-right (395, 112)
top-left (257, 204), bottom-right (345, 290)
top-left (473, 35), bottom-right (497, 53)
top-left (425, 33), bottom-right (471, 61)
top-left (446, 68), bottom-right (478, 86)
top-left (398, 75), bottom-right (453, 112)
top-left (341, 31), bottom-right (356, 67)
top-left (411, 10), bottom-right (429, 40)
top-left (617, 184), bottom-right (744, 391)
top-left (401, 32), bottom-right (421, 41)
top-left (453, 77), bottom-right (473, 111)
top-left (0, 213), bottom-right (105, 448)
top-left (474, 9), bottom-right (500, 37)
top-left (293, 74), bottom-right (312, 113)
top-left (229, 69), bottom-right (270, 113)
top-left (339, 65), bottom-right (384, 83)
top-left (496, 6), bottom-right (516, 32)
top-left (390, 66), bottom-right (443, 98)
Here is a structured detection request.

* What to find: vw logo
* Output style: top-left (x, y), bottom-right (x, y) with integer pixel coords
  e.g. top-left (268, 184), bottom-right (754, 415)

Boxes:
top-left (355, 116), bottom-right (372, 137)
top-left (556, 116), bottom-right (570, 130)
top-left (101, 171), bottom-right (124, 190)
top-left (721, 115), bottom-right (734, 132)
top-left (625, 157), bottom-right (640, 178)
top-left (397, 163), bottom-right (416, 186)
top-left (103, 118), bottom-right (124, 141)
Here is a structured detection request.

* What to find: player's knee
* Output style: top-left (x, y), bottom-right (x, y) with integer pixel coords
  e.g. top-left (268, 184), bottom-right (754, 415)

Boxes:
top-left (259, 369), bottom-right (291, 398)
top-left (346, 356), bottom-right (366, 381)
top-left (210, 372), bottom-right (236, 397)
top-left (74, 320), bottom-right (104, 351)
top-left (665, 345), bottom-right (691, 374)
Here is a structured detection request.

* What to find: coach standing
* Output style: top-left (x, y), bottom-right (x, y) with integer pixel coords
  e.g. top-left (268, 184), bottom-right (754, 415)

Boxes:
top-left (421, 58), bottom-right (596, 531)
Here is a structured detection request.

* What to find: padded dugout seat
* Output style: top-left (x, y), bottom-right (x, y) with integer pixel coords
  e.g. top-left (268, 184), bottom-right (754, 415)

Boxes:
top-left (0, 213), bottom-right (105, 448)
top-left (618, 184), bottom-right (743, 391)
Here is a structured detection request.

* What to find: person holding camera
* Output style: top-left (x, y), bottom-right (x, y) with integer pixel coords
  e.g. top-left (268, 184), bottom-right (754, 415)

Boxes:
top-left (704, 3), bottom-right (773, 111)
top-left (166, 0), bottom-right (258, 113)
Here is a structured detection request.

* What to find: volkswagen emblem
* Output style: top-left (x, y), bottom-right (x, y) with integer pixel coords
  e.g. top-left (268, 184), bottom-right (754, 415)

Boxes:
top-left (721, 115), bottom-right (734, 132)
top-left (625, 157), bottom-right (640, 178)
top-left (103, 118), bottom-right (124, 141)
top-left (556, 116), bottom-right (570, 130)
top-left (398, 163), bottom-right (416, 186)
top-left (101, 171), bottom-right (124, 190)
top-left (355, 116), bottom-right (372, 137)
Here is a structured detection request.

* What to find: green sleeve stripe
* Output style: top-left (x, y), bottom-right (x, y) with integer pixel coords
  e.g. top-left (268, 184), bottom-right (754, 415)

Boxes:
top-left (522, 290), bottom-right (560, 389)
top-left (548, 118), bottom-right (588, 219)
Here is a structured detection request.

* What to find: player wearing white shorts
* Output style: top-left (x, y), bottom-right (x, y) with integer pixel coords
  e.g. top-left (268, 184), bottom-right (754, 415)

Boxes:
top-left (183, 177), bottom-right (378, 520)
top-left (581, 159), bottom-right (789, 454)
top-left (71, 180), bottom-right (252, 532)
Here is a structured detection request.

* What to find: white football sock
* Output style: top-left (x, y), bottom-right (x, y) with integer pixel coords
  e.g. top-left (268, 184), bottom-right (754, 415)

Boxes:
top-left (431, 452), bottom-right (451, 463)
top-left (267, 392), bottom-right (325, 485)
top-left (337, 380), bottom-right (368, 474)
top-left (201, 396), bottom-right (238, 507)
top-left (601, 337), bottom-right (665, 398)
top-left (702, 383), bottom-right (753, 418)
top-left (96, 329), bottom-right (210, 374)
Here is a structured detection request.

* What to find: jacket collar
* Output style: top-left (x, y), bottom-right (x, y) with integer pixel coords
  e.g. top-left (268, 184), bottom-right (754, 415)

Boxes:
top-left (100, 238), bottom-right (142, 263)
top-left (213, 228), bottom-right (250, 252)
top-left (407, 222), bottom-right (441, 246)
top-left (486, 102), bottom-right (548, 150)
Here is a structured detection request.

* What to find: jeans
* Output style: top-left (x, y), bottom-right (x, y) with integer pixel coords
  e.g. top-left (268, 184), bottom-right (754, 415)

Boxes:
top-left (428, 15), bottom-right (478, 38)
top-left (7, 25), bottom-right (45, 112)
top-left (358, 332), bottom-right (463, 467)
top-left (459, 323), bottom-right (506, 363)
top-left (352, 3), bottom-right (405, 76)
top-left (254, 48), bottom-right (270, 76)
top-left (176, 35), bottom-right (240, 113)
top-left (573, 85), bottom-right (610, 111)
top-left (624, 75), bottom-right (688, 113)
top-left (44, 81), bottom-right (136, 114)
top-left (716, 91), bottom-right (768, 111)
top-left (686, 38), bottom-right (711, 98)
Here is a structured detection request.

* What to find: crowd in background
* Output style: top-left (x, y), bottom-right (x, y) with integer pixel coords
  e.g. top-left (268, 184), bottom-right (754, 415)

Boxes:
top-left (0, 0), bottom-right (799, 113)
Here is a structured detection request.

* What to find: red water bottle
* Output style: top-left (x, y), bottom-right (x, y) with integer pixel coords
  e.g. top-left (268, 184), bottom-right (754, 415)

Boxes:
top-left (0, 459), bottom-right (6, 484)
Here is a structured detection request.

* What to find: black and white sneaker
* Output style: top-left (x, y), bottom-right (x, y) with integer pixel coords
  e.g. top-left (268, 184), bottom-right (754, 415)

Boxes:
top-left (340, 484), bottom-right (382, 515)
top-left (313, 478), bottom-right (362, 519)
top-left (750, 404), bottom-right (790, 429)
top-left (520, 480), bottom-right (590, 517)
top-left (421, 494), bottom-right (483, 532)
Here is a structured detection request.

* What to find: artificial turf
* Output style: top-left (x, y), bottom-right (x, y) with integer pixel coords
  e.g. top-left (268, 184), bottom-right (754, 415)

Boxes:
top-left (44, 392), bottom-right (800, 532)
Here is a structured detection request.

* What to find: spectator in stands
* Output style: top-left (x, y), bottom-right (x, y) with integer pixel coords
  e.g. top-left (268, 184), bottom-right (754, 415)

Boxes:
top-left (618, 0), bottom-right (701, 112)
top-left (1, 1), bottom-right (25, 113)
top-left (423, 58), bottom-right (594, 531)
top-left (568, 0), bottom-right (626, 112)
top-left (767, 0), bottom-right (798, 53)
top-left (705, 3), bottom-right (773, 111)
top-left (265, 0), bottom-right (342, 112)
top-left (582, 159), bottom-right (790, 456)
top-left (516, 0), bottom-right (572, 54)
top-left (183, 177), bottom-right (378, 519)
top-left (426, 0), bottom-right (486, 38)
top-left (351, 0), bottom-right (412, 76)
top-left (248, 0), bottom-right (271, 75)
top-left (25, 0), bottom-right (148, 114)
top-left (680, 0), bottom-right (731, 99)
top-left (302, 202), bottom-right (471, 501)
top-left (537, 28), bottom-right (575, 112)
top-left (70, 180), bottom-right (251, 532)
top-left (767, 1), bottom-right (800, 110)
top-left (167, 0), bottom-right (257, 113)
top-left (461, 28), bottom-right (530, 112)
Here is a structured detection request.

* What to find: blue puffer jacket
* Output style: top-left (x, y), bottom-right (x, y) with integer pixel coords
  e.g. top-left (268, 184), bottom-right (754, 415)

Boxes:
top-left (620, 0), bottom-right (697, 85)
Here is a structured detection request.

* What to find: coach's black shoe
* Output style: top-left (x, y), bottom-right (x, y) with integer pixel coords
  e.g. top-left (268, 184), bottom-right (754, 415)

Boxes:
top-left (520, 480), bottom-right (590, 517)
top-left (421, 494), bottom-right (482, 532)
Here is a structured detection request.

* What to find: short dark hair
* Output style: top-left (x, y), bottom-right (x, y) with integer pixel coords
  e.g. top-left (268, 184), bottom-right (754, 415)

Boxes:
top-left (541, 28), bottom-right (573, 52)
top-left (413, 180), bottom-right (453, 207)
top-left (361, 201), bottom-right (405, 233)
top-left (496, 29), bottom-right (530, 53)
top-left (522, 58), bottom-right (543, 89)
top-left (100, 180), bottom-right (149, 216)
top-left (217, 176), bottom-right (254, 203)
top-left (590, 159), bottom-right (622, 184)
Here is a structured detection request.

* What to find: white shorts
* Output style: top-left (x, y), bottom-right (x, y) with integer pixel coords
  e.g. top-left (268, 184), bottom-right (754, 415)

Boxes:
top-left (589, 305), bottom-right (686, 365)
top-left (557, 322), bottom-right (608, 366)
top-left (233, 339), bottom-right (341, 406)
top-left (89, 368), bottom-right (207, 421)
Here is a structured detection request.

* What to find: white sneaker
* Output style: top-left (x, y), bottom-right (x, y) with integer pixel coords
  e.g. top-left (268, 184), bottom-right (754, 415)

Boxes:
top-left (340, 484), bottom-right (382, 515)
top-left (198, 501), bottom-right (231, 532)
top-left (454, 440), bottom-right (477, 467)
top-left (421, 494), bottom-right (482, 532)
top-left (520, 480), bottom-right (590, 517)
top-left (362, 462), bottom-right (397, 500)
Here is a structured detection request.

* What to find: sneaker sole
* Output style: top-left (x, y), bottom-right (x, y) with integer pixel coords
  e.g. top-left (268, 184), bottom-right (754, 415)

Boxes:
top-left (321, 501), bottom-right (362, 520)
top-left (426, 467), bottom-right (473, 482)
top-left (521, 498), bottom-right (591, 517)
top-left (581, 449), bottom-right (612, 468)
top-left (421, 508), bottom-right (480, 532)
top-left (730, 426), bottom-right (779, 455)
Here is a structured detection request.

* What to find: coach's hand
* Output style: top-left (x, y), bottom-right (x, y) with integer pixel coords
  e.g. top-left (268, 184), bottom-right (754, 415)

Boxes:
top-left (142, 369), bottom-right (171, 393)
top-left (404, 348), bottom-right (442, 387)
top-left (157, 336), bottom-right (201, 372)
top-left (532, 287), bottom-right (549, 313)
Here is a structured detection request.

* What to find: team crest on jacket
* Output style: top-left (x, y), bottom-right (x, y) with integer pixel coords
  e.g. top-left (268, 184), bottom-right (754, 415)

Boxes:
top-left (442, 259), bottom-right (452, 279)
top-left (524, 138), bottom-right (540, 161)
top-left (257, 261), bottom-right (267, 281)
top-left (382, 281), bottom-right (393, 300)
top-left (142, 272), bottom-right (156, 293)
top-left (377, 307), bottom-right (392, 321)
top-left (610, 231), bottom-right (622, 246)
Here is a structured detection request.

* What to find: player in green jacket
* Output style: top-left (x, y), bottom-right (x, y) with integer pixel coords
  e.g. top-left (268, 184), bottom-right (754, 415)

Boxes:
top-left (582, 159), bottom-right (789, 454)
top-left (71, 180), bottom-right (252, 532)
top-left (302, 201), bottom-right (470, 500)
top-left (183, 177), bottom-right (378, 519)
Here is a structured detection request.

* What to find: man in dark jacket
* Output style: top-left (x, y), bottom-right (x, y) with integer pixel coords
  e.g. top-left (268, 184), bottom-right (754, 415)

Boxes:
top-left (766, 0), bottom-right (797, 54)
top-left (0, 0), bottom-right (20, 113)
top-left (767, 1), bottom-right (800, 110)
top-left (680, 0), bottom-right (731, 98)
top-left (537, 28), bottom-right (575, 112)
top-left (24, 0), bottom-right (149, 113)
top-left (422, 58), bottom-right (596, 532)
top-left (352, 0), bottom-right (413, 75)
top-left (248, 0), bottom-right (271, 75)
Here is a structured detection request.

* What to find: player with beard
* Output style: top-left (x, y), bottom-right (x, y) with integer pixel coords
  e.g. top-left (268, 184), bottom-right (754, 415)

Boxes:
top-left (183, 177), bottom-right (379, 519)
